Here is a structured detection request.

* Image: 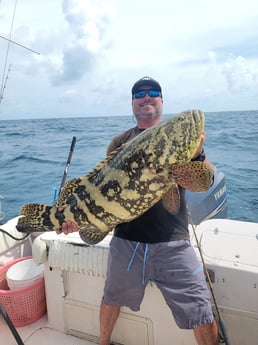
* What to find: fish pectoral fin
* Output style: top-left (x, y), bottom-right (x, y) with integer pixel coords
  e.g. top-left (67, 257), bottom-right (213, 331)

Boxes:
top-left (171, 161), bottom-right (213, 192)
top-left (162, 184), bottom-right (180, 215)
top-left (79, 224), bottom-right (110, 245)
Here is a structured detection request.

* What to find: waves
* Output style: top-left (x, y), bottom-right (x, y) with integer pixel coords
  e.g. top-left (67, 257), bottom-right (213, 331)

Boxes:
top-left (0, 111), bottom-right (257, 223)
top-left (6, 154), bottom-right (59, 165)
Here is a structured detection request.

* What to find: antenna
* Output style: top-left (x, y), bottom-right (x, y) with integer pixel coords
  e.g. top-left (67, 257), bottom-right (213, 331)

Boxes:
top-left (0, 35), bottom-right (40, 55)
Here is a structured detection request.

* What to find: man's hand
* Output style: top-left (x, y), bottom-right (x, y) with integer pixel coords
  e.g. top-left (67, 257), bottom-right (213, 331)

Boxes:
top-left (192, 131), bottom-right (206, 159)
top-left (55, 207), bottom-right (79, 235)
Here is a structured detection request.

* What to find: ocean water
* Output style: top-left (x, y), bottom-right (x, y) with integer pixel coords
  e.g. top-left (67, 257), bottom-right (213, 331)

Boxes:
top-left (0, 110), bottom-right (257, 223)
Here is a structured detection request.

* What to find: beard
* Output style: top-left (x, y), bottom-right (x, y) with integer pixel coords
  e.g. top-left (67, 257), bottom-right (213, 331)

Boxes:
top-left (134, 103), bottom-right (163, 120)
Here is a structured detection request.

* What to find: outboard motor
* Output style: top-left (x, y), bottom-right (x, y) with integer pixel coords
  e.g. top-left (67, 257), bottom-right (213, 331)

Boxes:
top-left (186, 167), bottom-right (227, 225)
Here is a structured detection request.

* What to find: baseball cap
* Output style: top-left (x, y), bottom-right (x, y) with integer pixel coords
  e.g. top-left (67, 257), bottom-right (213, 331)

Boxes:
top-left (131, 76), bottom-right (162, 95)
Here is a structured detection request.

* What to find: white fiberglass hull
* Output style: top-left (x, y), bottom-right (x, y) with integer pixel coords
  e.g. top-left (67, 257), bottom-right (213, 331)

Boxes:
top-left (1, 218), bottom-right (258, 345)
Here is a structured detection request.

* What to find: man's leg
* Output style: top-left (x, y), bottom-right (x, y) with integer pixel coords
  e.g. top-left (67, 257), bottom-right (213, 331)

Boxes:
top-left (99, 298), bottom-right (120, 345)
top-left (99, 238), bottom-right (146, 344)
top-left (193, 320), bottom-right (219, 345)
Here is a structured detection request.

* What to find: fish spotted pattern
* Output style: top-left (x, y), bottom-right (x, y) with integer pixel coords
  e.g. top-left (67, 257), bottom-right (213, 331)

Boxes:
top-left (16, 110), bottom-right (212, 244)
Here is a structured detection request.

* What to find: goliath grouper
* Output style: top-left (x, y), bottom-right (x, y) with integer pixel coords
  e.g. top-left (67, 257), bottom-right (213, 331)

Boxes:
top-left (16, 110), bottom-right (212, 244)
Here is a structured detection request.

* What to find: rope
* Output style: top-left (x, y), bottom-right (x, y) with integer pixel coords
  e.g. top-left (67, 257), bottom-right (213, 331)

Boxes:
top-left (0, 227), bottom-right (30, 241)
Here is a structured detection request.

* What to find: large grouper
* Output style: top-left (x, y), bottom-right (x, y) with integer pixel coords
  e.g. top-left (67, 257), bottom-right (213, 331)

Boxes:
top-left (16, 110), bottom-right (213, 244)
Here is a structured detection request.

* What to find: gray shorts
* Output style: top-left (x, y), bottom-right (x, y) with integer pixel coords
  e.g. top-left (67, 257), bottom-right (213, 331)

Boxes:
top-left (103, 236), bottom-right (214, 329)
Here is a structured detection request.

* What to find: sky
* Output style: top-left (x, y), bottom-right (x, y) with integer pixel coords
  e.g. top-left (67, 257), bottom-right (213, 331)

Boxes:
top-left (0, 0), bottom-right (258, 120)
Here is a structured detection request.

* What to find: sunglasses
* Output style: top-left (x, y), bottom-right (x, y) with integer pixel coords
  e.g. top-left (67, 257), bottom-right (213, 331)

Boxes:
top-left (133, 89), bottom-right (161, 99)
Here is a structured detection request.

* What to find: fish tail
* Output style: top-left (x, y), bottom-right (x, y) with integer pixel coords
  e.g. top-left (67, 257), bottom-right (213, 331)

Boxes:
top-left (16, 203), bottom-right (54, 232)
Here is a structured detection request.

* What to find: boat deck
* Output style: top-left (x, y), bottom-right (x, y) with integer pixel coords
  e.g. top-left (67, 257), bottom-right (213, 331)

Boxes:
top-left (0, 315), bottom-right (96, 345)
top-left (2, 219), bottom-right (258, 345)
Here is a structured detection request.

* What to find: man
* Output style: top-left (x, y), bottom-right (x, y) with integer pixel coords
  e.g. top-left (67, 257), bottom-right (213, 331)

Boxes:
top-left (58, 76), bottom-right (219, 345)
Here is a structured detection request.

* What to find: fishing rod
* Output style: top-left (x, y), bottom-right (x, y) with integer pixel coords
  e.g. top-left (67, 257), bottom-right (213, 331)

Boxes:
top-left (0, 64), bottom-right (11, 104)
top-left (189, 213), bottom-right (231, 345)
top-left (57, 136), bottom-right (77, 198)
top-left (0, 0), bottom-right (16, 103)
top-left (0, 0), bottom-right (40, 106)
top-left (0, 304), bottom-right (25, 345)
top-left (0, 137), bottom-right (77, 239)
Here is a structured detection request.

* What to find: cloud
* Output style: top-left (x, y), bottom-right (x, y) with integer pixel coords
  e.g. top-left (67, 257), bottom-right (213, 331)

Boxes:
top-left (51, 45), bottom-right (94, 85)
top-left (59, 88), bottom-right (77, 103)
top-left (222, 56), bottom-right (258, 92)
top-left (51, 0), bottom-right (114, 85)
top-left (1, 0), bottom-right (258, 119)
